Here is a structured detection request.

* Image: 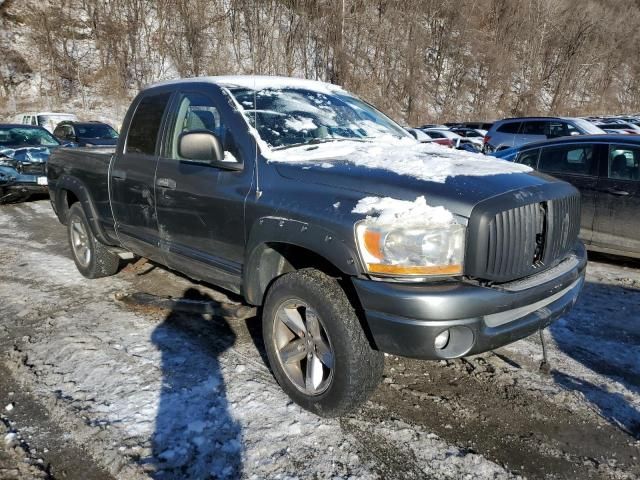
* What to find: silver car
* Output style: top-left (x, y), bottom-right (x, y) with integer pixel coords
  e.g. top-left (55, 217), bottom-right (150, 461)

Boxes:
top-left (483, 117), bottom-right (605, 153)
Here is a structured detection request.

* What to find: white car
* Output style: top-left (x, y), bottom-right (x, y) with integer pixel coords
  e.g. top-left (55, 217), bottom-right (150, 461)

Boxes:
top-left (13, 112), bottom-right (78, 133)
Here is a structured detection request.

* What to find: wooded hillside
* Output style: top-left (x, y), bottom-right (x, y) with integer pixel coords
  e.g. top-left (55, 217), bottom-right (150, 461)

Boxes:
top-left (2, 0), bottom-right (640, 124)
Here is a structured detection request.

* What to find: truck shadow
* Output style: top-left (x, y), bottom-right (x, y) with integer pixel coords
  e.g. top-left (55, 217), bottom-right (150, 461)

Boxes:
top-left (148, 288), bottom-right (243, 478)
top-left (549, 278), bottom-right (640, 438)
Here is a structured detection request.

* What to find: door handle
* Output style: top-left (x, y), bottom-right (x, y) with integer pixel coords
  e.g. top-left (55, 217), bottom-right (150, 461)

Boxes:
top-left (156, 177), bottom-right (177, 189)
top-left (604, 188), bottom-right (629, 196)
top-left (112, 169), bottom-right (127, 181)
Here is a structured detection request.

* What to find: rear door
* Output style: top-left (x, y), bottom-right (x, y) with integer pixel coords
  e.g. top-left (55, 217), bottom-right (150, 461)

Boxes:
top-left (110, 90), bottom-right (172, 261)
top-left (518, 121), bottom-right (547, 147)
top-left (537, 142), bottom-right (599, 244)
top-left (592, 144), bottom-right (640, 254)
top-left (154, 87), bottom-right (249, 292)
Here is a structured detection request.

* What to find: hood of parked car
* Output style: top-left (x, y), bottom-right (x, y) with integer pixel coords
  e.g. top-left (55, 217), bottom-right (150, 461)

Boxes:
top-left (0, 146), bottom-right (55, 164)
top-left (268, 140), bottom-right (556, 218)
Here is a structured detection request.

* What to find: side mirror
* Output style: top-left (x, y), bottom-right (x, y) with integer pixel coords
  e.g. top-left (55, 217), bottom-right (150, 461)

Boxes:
top-left (179, 130), bottom-right (223, 163)
top-left (570, 131), bottom-right (580, 136)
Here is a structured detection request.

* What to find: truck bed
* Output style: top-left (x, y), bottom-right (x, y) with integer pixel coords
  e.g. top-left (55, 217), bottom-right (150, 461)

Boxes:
top-left (48, 147), bottom-right (116, 241)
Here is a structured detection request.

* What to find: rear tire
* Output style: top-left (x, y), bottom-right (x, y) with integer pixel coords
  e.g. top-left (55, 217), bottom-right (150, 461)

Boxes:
top-left (67, 202), bottom-right (120, 278)
top-left (262, 268), bottom-right (384, 417)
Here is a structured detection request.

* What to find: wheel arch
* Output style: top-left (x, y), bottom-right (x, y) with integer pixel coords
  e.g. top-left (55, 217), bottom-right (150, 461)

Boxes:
top-left (243, 217), bottom-right (362, 306)
top-left (54, 175), bottom-right (111, 246)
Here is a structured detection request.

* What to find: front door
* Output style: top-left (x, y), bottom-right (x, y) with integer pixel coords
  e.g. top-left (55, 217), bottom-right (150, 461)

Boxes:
top-left (154, 88), bottom-right (250, 292)
top-left (592, 144), bottom-right (640, 255)
top-left (110, 91), bottom-right (172, 261)
top-left (537, 143), bottom-right (599, 244)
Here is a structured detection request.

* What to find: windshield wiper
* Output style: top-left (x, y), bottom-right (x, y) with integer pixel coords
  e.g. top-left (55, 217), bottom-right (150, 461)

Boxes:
top-left (273, 138), bottom-right (364, 151)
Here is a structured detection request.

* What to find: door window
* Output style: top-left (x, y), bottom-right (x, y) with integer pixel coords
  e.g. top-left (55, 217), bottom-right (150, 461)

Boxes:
top-left (520, 121), bottom-right (546, 135)
top-left (167, 92), bottom-right (227, 161)
top-left (608, 145), bottom-right (640, 180)
top-left (516, 148), bottom-right (540, 167)
top-left (545, 121), bottom-right (573, 138)
top-left (539, 145), bottom-right (595, 175)
top-left (126, 92), bottom-right (171, 155)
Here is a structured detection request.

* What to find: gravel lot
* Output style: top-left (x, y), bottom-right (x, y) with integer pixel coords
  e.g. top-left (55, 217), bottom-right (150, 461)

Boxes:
top-left (1, 198), bottom-right (639, 479)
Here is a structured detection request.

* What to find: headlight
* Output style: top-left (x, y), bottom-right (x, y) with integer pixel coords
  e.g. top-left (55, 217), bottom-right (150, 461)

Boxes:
top-left (355, 221), bottom-right (465, 277)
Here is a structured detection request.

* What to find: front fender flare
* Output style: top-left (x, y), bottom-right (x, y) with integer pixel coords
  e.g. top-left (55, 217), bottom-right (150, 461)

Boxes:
top-left (243, 217), bottom-right (362, 305)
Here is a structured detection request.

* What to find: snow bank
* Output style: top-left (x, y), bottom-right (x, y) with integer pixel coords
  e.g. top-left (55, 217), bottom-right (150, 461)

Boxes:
top-left (353, 195), bottom-right (455, 227)
top-left (264, 138), bottom-right (532, 183)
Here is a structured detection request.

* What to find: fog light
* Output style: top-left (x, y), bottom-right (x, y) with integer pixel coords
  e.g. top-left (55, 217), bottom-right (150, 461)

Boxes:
top-left (434, 330), bottom-right (450, 349)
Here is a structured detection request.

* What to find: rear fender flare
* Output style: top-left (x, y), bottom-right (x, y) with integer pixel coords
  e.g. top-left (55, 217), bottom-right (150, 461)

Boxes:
top-left (54, 174), bottom-right (112, 246)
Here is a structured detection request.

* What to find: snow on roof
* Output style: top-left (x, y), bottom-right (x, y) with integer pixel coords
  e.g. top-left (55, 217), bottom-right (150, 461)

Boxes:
top-left (265, 138), bottom-right (533, 183)
top-left (148, 75), bottom-right (345, 95)
top-left (353, 195), bottom-right (455, 227)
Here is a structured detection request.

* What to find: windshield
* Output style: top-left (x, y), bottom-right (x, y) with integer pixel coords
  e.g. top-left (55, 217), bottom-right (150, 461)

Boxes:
top-left (573, 118), bottom-right (606, 135)
top-left (227, 87), bottom-right (410, 149)
top-left (0, 127), bottom-right (60, 147)
top-left (76, 123), bottom-right (118, 139)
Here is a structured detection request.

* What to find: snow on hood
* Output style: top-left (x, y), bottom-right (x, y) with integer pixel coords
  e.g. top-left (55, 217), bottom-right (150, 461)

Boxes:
top-left (264, 138), bottom-right (532, 183)
top-left (353, 195), bottom-right (455, 227)
top-left (0, 146), bottom-right (51, 163)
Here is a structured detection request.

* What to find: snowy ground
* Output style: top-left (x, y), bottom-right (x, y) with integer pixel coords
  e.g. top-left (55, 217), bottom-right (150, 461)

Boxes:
top-left (0, 199), bottom-right (639, 480)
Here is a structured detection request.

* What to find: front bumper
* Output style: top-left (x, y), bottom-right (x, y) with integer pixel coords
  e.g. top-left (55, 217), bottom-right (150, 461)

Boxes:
top-left (353, 243), bottom-right (587, 359)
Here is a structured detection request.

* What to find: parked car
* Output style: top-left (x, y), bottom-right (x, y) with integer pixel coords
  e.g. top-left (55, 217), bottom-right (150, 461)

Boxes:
top-left (404, 127), bottom-right (435, 143)
top-left (13, 112), bottom-right (78, 133)
top-left (0, 124), bottom-right (62, 203)
top-left (53, 121), bottom-right (119, 147)
top-left (48, 76), bottom-right (585, 416)
top-left (505, 134), bottom-right (640, 258)
top-left (449, 127), bottom-right (486, 147)
top-left (483, 117), bottom-right (605, 153)
top-left (423, 128), bottom-right (482, 151)
top-left (445, 121), bottom-right (494, 131)
top-left (593, 122), bottom-right (640, 135)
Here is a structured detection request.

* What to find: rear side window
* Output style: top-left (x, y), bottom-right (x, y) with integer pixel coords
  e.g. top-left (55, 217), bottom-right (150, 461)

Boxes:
top-left (516, 148), bottom-right (540, 167)
top-left (127, 92), bottom-right (171, 155)
top-left (539, 145), bottom-right (595, 175)
top-left (609, 145), bottom-right (640, 180)
top-left (496, 122), bottom-right (521, 134)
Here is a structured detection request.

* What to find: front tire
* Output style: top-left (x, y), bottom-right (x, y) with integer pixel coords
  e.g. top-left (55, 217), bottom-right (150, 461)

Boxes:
top-left (67, 202), bottom-right (120, 278)
top-left (262, 268), bottom-right (384, 417)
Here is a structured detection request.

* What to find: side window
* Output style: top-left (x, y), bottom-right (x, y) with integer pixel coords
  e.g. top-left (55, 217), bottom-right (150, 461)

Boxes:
top-left (168, 92), bottom-right (228, 161)
top-left (520, 121), bottom-right (546, 135)
top-left (516, 148), bottom-right (540, 167)
top-left (546, 122), bottom-right (570, 138)
top-left (609, 145), bottom-right (640, 181)
top-left (496, 122), bottom-right (521, 134)
top-left (53, 125), bottom-right (64, 138)
top-left (126, 92), bottom-right (171, 155)
top-left (539, 145), bottom-right (595, 175)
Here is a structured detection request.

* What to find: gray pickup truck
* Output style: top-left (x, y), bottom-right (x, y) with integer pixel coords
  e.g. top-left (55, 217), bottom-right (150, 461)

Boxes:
top-left (48, 76), bottom-right (586, 416)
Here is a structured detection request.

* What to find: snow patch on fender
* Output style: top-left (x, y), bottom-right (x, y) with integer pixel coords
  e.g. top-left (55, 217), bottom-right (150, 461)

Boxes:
top-left (353, 195), bottom-right (455, 227)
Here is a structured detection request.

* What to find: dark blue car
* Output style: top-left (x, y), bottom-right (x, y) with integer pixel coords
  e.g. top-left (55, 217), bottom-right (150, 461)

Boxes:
top-left (0, 124), bottom-right (62, 203)
top-left (496, 134), bottom-right (640, 258)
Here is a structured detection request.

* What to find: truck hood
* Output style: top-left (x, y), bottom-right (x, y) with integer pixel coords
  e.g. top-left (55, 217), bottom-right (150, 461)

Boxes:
top-left (268, 140), bottom-right (554, 218)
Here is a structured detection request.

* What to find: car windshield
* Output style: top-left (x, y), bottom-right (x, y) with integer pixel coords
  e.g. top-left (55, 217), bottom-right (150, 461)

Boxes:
top-left (0, 127), bottom-right (60, 147)
top-left (573, 118), bottom-right (606, 134)
top-left (227, 87), bottom-right (410, 149)
top-left (76, 124), bottom-right (118, 139)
